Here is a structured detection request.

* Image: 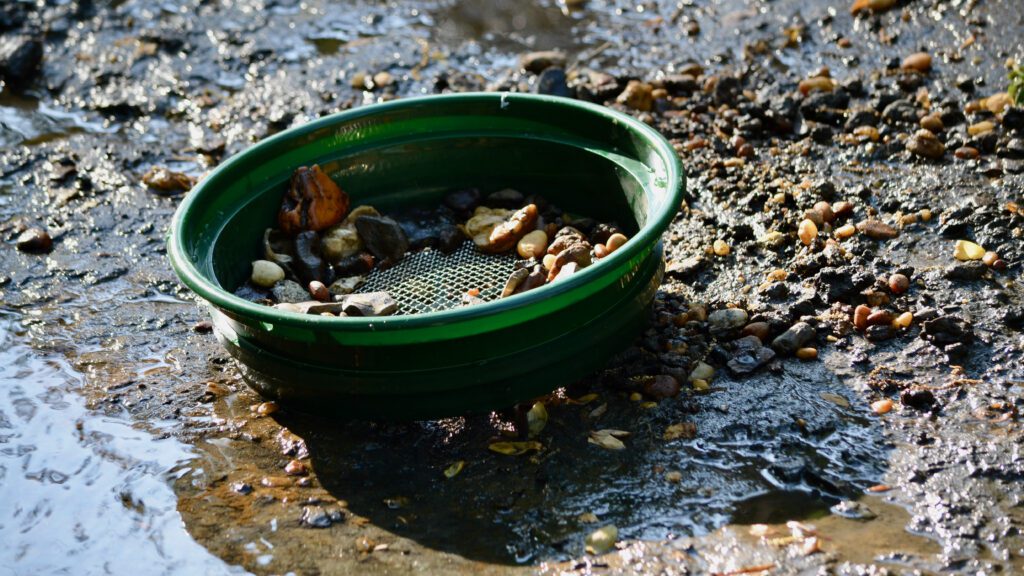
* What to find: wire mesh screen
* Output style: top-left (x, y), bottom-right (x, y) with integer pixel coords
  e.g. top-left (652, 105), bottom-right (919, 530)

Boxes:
top-left (355, 241), bottom-right (518, 315)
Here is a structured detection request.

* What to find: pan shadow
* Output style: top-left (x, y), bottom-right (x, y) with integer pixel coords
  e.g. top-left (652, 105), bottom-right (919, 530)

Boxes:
top-left (275, 354), bottom-right (891, 565)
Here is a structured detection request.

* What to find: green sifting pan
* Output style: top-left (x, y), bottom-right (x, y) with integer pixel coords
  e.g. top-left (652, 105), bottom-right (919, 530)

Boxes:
top-left (168, 93), bottom-right (685, 419)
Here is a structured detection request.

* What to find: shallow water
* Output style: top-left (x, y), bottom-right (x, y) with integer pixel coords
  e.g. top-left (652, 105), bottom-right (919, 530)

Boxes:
top-left (0, 94), bottom-right (116, 148)
top-left (0, 312), bottom-right (242, 575)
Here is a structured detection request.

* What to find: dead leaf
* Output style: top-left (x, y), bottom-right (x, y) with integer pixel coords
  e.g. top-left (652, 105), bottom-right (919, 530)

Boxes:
top-left (443, 460), bottom-right (465, 478)
top-left (488, 441), bottom-right (543, 456)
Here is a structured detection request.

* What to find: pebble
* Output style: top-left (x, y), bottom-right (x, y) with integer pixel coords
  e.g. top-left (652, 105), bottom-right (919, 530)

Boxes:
top-left (308, 280), bottom-right (329, 302)
top-left (795, 347), bottom-right (818, 360)
top-left (832, 200), bottom-right (855, 219)
top-left (798, 219), bottom-right (818, 246)
top-left (256, 401), bottom-right (279, 416)
top-left (741, 322), bottom-right (771, 342)
top-left (520, 50), bottom-right (566, 74)
top-left (853, 304), bottom-right (871, 330)
top-left (856, 220), bottom-right (899, 240)
top-left (981, 251), bottom-right (999, 267)
top-left (542, 253), bottom-right (557, 270)
top-left (906, 129), bottom-right (945, 159)
top-left (594, 244), bottom-right (609, 258)
top-left (954, 146), bottom-right (980, 160)
top-left (967, 121), bottom-right (995, 136)
top-left (251, 260), bottom-right (285, 288)
top-left (15, 227), bottom-right (53, 253)
top-left (893, 312), bottom-right (913, 328)
top-left (713, 239), bottom-right (731, 256)
top-left (517, 230), bottom-right (548, 259)
top-left (726, 336), bottom-right (776, 375)
top-left (953, 239), bottom-right (985, 261)
top-left (606, 233), bottom-right (628, 252)
top-left (285, 459), bottom-right (308, 476)
top-left (835, 223), bottom-right (857, 239)
top-left (831, 500), bottom-right (877, 520)
top-left (901, 52), bottom-right (932, 73)
top-left (142, 166), bottom-right (194, 195)
top-left (192, 320), bottom-right (214, 333)
top-left (871, 399), bottom-right (894, 414)
top-left (643, 375), bottom-right (681, 400)
top-left (920, 114), bottom-right (944, 132)
top-left (888, 273), bottom-right (910, 294)
top-left (272, 279), bottom-right (309, 303)
top-left (616, 80), bottom-right (654, 112)
top-left (813, 201), bottom-right (835, 223)
top-left (799, 76), bottom-right (834, 96)
top-left (708, 308), bottom-right (749, 336)
top-left (689, 361), bottom-right (715, 382)
top-left (0, 36), bottom-right (44, 91)
top-left (866, 310), bottom-right (894, 326)
top-left (771, 322), bottom-right (816, 355)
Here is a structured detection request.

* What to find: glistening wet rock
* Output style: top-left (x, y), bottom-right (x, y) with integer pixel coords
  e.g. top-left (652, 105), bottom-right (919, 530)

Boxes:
top-left (771, 322), bottom-right (815, 355)
top-left (726, 335), bottom-right (776, 375)
top-left (708, 308), bottom-right (749, 336)
top-left (355, 215), bottom-right (409, 264)
top-left (15, 227), bottom-right (53, 253)
top-left (0, 36), bottom-right (43, 91)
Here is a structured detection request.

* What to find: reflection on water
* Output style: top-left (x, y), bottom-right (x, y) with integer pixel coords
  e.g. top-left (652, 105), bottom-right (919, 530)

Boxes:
top-left (0, 93), bottom-right (117, 147)
top-left (0, 312), bottom-right (243, 575)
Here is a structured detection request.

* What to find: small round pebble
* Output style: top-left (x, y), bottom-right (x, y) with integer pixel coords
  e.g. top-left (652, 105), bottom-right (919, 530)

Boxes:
top-left (542, 253), bottom-right (557, 271)
top-left (919, 114), bottom-right (944, 132)
top-left (901, 52), bottom-right (932, 72)
top-left (741, 322), bottom-right (771, 342)
top-left (252, 260), bottom-right (285, 287)
top-left (893, 312), bottom-right (913, 328)
top-left (888, 273), bottom-right (910, 294)
top-left (835, 224), bottom-right (856, 239)
top-left (594, 244), bottom-right (609, 258)
top-left (255, 401), bottom-right (279, 416)
top-left (853, 305), bottom-right (871, 330)
top-left (796, 347), bottom-right (818, 360)
top-left (982, 251), bottom-right (999, 267)
top-left (798, 219), bottom-right (818, 246)
top-left (871, 399), bottom-right (894, 415)
top-left (813, 201), bottom-right (835, 223)
top-left (517, 229), bottom-right (549, 259)
top-left (713, 239), bottom-right (731, 256)
top-left (954, 146), bottom-right (980, 160)
top-left (606, 233), bottom-right (628, 253)
top-left (309, 280), bottom-right (329, 302)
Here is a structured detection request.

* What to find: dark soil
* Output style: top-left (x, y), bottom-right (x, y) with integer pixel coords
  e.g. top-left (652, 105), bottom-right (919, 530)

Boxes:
top-left (2, 0), bottom-right (1023, 573)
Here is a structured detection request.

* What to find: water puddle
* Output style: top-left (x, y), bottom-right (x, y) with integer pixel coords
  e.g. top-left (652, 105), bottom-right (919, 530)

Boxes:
top-left (0, 311), bottom-right (243, 574)
top-left (0, 93), bottom-right (118, 148)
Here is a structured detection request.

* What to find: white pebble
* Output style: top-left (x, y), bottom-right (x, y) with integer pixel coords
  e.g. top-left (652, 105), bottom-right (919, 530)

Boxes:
top-left (251, 260), bottom-right (285, 287)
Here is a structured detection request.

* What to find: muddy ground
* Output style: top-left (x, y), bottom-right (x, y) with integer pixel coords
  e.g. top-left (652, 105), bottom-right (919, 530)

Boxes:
top-left (2, 0), bottom-right (1023, 574)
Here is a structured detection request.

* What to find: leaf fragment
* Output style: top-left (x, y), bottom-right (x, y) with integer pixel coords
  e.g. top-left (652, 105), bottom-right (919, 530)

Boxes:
top-left (488, 441), bottom-right (543, 456)
top-left (585, 524), bottom-right (618, 554)
top-left (443, 460), bottom-right (465, 478)
top-left (527, 402), bottom-right (548, 438)
top-left (588, 430), bottom-right (627, 451)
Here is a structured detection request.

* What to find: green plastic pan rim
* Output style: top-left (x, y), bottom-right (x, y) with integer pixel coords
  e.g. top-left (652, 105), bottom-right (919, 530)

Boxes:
top-left (167, 92), bottom-right (684, 333)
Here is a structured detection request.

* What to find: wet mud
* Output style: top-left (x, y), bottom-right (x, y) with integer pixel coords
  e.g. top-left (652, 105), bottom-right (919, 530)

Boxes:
top-left (2, 0), bottom-right (1024, 573)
